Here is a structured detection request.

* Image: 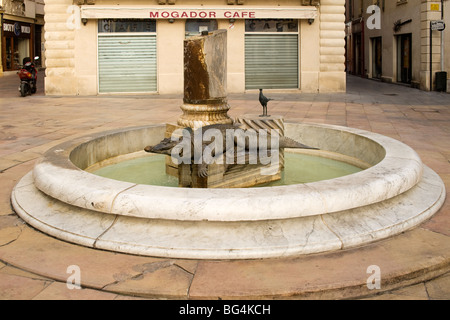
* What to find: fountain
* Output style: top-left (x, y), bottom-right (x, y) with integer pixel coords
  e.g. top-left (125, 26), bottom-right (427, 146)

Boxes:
top-left (162, 29), bottom-right (303, 188)
top-left (11, 30), bottom-right (446, 260)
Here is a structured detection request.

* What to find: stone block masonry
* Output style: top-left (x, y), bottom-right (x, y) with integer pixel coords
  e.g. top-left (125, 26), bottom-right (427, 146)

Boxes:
top-left (44, 0), bottom-right (77, 95)
top-left (319, 0), bottom-right (346, 92)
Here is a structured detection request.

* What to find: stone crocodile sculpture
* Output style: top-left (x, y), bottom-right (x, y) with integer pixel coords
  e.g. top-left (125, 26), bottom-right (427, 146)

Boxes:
top-left (145, 123), bottom-right (318, 177)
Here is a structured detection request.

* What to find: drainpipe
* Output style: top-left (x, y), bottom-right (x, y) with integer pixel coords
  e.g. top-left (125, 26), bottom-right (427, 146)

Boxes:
top-left (430, 21), bottom-right (433, 91)
top-left (441, 0), bottom-right (444, 72)
top-left (362, 18), bottom-right (365, 78)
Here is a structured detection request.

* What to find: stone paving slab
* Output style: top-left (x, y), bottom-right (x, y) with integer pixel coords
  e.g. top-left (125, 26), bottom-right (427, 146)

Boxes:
top-left (31, 282), bottom-right (119, 300)
top-left (0, 220), bottom-right (448, 300)
top-left (0, 273), bottom-right (50, 300)
top-left (0, 74), bottom-right (449, 299)
top-left (188, 228), bottom-right (450, 299)
top-left (0, 225), bottom-right (193, 296)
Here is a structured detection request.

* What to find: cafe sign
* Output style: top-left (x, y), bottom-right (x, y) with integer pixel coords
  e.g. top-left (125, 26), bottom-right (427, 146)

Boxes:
top-left (81, 6), bottom-right (317, 20)
top-left (150, 10), bottom-right (257, 19)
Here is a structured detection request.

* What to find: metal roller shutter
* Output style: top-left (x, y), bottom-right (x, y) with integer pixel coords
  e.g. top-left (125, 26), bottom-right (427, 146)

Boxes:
top-left (245, 34), bottom-right (299, 89)
top-left (98, 35), bottom-right (157, 93)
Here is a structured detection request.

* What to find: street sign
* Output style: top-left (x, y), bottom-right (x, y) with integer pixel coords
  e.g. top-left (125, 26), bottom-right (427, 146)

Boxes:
top-left (431, 20), bottom-right (446, 31)
top-left (430, 4), bottom-right (440, 11)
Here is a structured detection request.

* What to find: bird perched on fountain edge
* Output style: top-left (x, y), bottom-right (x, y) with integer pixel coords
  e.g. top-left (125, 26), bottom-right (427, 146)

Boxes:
top-left (259, 89), bottom-right (273, 117)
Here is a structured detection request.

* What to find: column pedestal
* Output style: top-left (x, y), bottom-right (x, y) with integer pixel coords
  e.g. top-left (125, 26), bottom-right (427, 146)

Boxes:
top-left (177, 115), bottom-right (285, 189)
top-left (177, 30), bottom-right (233, 129)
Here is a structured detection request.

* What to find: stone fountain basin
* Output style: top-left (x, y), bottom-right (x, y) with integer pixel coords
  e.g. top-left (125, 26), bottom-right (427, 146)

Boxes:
top-left (32, 123), bottom-right (419, 221)
top-left (12, 122), bottom-right (445, 259)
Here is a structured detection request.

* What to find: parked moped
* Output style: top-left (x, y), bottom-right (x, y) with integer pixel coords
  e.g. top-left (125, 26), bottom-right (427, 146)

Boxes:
top-left (17, 56), bottom-right (39, 97)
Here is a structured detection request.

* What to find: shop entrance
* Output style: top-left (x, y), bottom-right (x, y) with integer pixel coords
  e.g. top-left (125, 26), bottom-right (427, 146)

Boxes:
top-left (244, 19), bottom-right (299, 89)
top-left (2, 20), bottom-right (32, 71)
top-left (98, 19), bottom-right (157, 93)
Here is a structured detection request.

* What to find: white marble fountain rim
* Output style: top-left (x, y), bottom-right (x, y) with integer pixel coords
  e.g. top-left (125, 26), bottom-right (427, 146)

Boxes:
top-left (32, 122), bottom-right (423, 222)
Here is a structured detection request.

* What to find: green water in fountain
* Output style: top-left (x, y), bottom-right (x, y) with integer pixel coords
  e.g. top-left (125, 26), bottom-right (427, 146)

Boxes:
top-left (92, 153), bottom-right (362, 187)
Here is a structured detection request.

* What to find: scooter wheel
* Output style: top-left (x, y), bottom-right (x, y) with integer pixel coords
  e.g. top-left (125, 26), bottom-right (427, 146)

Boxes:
top-left (31, 80), bottom-right (37, 94)
top-left (20, 83), bottom-right (28, 97)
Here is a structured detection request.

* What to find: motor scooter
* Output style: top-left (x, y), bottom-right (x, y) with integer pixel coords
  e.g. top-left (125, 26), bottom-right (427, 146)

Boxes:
top-left (17, 56), bottom-right (39, 97)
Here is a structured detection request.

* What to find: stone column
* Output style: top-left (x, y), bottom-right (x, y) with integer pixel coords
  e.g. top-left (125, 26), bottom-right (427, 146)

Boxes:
top-left (420, 0), bottom-right (443, 91)
top-left (44, 0), bottom-right (77, 95)
top-left (319, 0), bottom-right (346, 92)
top-left (178, 30), bottom-right (233, 129)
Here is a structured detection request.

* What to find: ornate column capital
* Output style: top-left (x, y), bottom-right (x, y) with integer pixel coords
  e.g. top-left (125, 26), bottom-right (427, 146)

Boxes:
top-left (301, 0), bottom-right (320, 6)
top-left (157, 0), bottom-right (177, 4)
top-left (74, 0), bottom-right (95, 5)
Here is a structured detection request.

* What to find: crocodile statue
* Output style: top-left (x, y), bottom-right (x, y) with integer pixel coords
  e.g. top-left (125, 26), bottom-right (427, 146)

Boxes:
top-left (144, 123), bottom-right (318, 177)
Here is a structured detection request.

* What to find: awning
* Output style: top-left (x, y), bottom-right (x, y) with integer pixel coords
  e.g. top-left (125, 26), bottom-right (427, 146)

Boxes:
top-left (81, 6), bottom-right (318, 20)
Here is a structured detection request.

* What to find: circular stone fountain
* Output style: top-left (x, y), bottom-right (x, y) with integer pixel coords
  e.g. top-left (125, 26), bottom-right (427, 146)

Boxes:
top-left (10, 30), bottom-right (446, 260)
top-left (11, 122), bottom-right (446, 259)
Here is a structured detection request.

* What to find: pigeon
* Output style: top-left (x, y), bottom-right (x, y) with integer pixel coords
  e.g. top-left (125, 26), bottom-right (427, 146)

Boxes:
top-left (259, 89), bottom-right (273, 117)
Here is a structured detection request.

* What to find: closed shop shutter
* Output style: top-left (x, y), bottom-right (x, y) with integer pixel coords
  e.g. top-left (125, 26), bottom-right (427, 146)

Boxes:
top-left (245, 34), bottom-right (299, 89)
top-left (98, 34), bottom-right (157, 93)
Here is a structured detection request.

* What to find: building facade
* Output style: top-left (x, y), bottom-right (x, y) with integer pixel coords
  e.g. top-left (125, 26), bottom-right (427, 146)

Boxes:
top-left (0, 0), bottom-right (45, 74)
top-left (346, 0), bottom-right (449, 92)
top-left (43, 0), bottom-right (346, 95)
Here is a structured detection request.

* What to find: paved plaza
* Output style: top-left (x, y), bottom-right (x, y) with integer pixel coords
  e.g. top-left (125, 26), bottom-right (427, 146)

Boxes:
top-left (0, 71), bottom-right (449, 300)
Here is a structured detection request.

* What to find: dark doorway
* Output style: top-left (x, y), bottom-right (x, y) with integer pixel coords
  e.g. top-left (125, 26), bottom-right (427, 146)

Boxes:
top-left (353, 33), bottom-right (364, 76)
top-left (397, 34), bottom-right (412, 84)
top-left (372, 37), bottom-right (382, 79)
